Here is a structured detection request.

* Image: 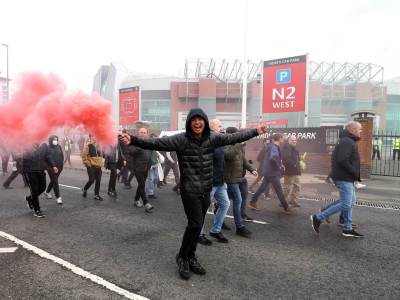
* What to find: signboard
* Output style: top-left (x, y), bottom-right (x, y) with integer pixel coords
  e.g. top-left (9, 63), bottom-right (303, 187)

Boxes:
top-left (262, 55), bottom-right (307, 113)
top-left (119, 86), bottom-right (140, 126)
top-left (246, 119), bottom-right (288, 127)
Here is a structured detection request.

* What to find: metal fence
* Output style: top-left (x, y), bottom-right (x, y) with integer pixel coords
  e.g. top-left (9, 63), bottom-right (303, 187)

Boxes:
top-left (371, 131), bottom-right (400, 177)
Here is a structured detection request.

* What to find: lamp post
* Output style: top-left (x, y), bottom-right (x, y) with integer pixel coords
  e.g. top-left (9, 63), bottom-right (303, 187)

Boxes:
top-left (1, 43), bottom-right (9, 103)
top-left (241, 0), bottom-right (249, 129)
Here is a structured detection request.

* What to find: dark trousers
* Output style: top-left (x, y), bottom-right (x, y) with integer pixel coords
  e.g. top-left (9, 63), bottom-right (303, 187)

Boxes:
top-left (3, 169), bottom-right (27, 187)
top-left (163, 163), bottom-right (180, 185)
top-left (24, 171), bottom-right (46, 212)
top-left (46, 168), bottom-right (61, 198)
top-left (108, 164), bottom-right (118, 192)
top-left (239, 177), bottom-right (249, 217)
top-left (251, 176), bottom-right (289, 210)
top-left (393, 149), bottom-right (400, 160)
top-left (1, 154), bottom-right (10, 173)
top-left (372, 148), bottom-right (381, 160)
top-left (64, 151), bottom-right (71, 165)
top-left (134, 170), bottom-right (148, 204)
top-left (84, 166), bottom-right (102, 195)
top-left (178, 192), bottom-right (210, 259)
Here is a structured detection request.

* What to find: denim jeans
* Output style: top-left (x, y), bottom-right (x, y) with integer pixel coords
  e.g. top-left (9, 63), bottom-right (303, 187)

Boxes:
top-left (210, 184), bottom-right (230, 233)
top-left (145, 166), bottom-right (159, 196)
top-left (227, 183), bottom-right (244, 228)
top-left (317, 181), bottom-right (356, 231)
top-left (239, 177), bottom-right (248, 217)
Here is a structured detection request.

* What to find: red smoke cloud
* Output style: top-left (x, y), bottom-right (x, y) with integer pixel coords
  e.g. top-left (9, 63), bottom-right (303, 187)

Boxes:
top-left (0, 72), bottom-right (116, 151)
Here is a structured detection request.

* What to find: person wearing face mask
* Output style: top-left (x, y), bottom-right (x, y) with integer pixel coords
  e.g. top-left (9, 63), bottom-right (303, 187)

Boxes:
top-left (81, 135), bottom-right (104, 201)
top-left (43, 135), bottom-right (64, 205)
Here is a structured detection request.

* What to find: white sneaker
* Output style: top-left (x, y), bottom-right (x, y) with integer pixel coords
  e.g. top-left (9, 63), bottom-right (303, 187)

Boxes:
top-left (145, 203), bottom-right (154, 212)
top-left (56, 197), bottom-right (63, 205)
top-left (355, 182), bottom-right (366, 189)
top-left (134, 200), bottom-right (143, 207)
top-left (43, 192), bottom-right (52, 199)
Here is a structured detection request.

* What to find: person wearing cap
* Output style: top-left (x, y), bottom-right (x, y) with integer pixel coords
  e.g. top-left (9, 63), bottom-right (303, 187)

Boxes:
top-left (120, 108), bottom-right (267, 280)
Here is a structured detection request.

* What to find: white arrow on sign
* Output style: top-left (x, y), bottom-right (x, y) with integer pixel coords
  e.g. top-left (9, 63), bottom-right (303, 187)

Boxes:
top-left (0, 247), bottom-right (18, 253)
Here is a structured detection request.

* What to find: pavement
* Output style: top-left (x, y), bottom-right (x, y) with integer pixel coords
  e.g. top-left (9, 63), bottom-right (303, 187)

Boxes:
top-left (0, 158), bottom-right (399, 299)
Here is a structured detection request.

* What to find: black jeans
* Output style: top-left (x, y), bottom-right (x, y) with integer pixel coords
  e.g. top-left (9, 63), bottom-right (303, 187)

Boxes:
top-left (178, 192), bottom-right (210, 259)
top-left (134, 170), bottom-right (148, 204)
top-left (84, 166), bottom-right (102, 195)
top-left (393, 149), bottom-right (400, 160)
top-left (108, 163), bottom-right (118, 192)
top-left (251, 176), bottom-right (289, 210)
top-left (46, 168), bottom-right (62, 198)
top-left (24, 171), bottom-right (46, 212)
top-left (1, 154), bottom-right (10, 173)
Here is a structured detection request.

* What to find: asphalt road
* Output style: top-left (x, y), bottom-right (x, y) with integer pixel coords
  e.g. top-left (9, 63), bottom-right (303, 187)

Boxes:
top-left (0, 169), bottom-right (399, 299)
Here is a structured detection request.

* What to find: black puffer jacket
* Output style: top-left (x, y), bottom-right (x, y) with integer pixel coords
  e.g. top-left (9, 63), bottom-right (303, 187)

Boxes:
top-left (330, 129), bottom-right (361, 182)
top-left (129, 108), bottom-right (259, 195)
top-left (46, 135), bottom-right (64, 170)
top-left (22, 143), bottom-right (49, 173)
top-left (132, 146), bottom-right (152, 172)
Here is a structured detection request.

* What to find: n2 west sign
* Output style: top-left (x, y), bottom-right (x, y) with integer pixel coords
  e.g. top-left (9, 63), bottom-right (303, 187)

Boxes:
top-left (119, 86), bottom-right (140, 126)
top-left (262, 55), bottom-right (307, 113)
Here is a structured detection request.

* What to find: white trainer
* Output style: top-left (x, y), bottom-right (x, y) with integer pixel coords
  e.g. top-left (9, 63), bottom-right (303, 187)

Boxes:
top-left (134, 200), bottom-right (143, 207)
top-left (43, 192), bottom-right (52, 199)
top-left (56, 197), bottom-right (63, 205)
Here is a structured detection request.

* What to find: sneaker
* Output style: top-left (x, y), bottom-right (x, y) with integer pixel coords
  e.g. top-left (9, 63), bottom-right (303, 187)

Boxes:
top-left (134, 200), bottom-right (143, 207)
top-left (248, 202), bottom-right (260, 211)
top-left (144, 203), bottom-right (154, 212)
top-left (56, 197), bottom-right (63, 205)
top-left (148, 194), bottom-right (157, 199)
top-left (222, 222), bottom-right (231, 230)
top-left (107, 191), bottom-right (117, 198)
top-left (82, 188), bottom-right (87, 198)
top-left (94, 195), bottom-right (103, 201)
top-left (284, 207), bottom-right (297, 214)
top-left (354, 182), bottom-right (366, 189)
top-left (310, 215), bottom-right (321, 233)
top-left (43, 192), bottom-right (52, 199)
top-left (175, 254), bottom-right (190, 280)
top-left (242, 214), bottom-right (254, 222)
top-left (33, 210), bottom-right (45, 218)
top-left (342, 229), bottom-right (364, 238)
top-left (209, 232), bottom-right (229, 243)
top-left (25, 196), bottom-right (33, 210)
top-left (188, 257), bottom-right (206, 275)
top-left (236, 226), bottom-right (252, 238)
top-left (337, 223), bottom-right (359, 229)
top-left (198, 234), bottom-right (212, 246)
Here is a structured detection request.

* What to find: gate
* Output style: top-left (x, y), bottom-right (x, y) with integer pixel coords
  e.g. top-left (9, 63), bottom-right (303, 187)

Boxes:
top-left (371, 131), bottom-right (400, 177)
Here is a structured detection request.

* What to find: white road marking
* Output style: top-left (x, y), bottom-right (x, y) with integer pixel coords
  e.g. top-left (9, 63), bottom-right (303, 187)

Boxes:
top-left (0, 231), bottom-right (149, 300)
top-left (206, 211), bottom-right (269, 225)
top-left (0, 247), bottom-right (18, 253)
top-left (59, 184), bottom-right (81, 190)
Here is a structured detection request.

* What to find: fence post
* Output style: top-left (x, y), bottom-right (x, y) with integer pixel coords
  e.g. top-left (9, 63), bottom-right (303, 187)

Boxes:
top-left (352, 112), bottom-right (374, 179)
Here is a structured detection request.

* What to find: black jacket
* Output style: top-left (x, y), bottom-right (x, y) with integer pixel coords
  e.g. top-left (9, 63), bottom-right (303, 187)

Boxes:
top-left (129, 108), bottom-right (258, 195)
top-left (282, 143), bottom-right (301, 176)
top-left (46, 135), bottom-right (64, 170)
top-left (212, 146), bottom-right (224, 186)
top-left (330, 129), bottom-right (361, 182)
top-left (22, 143), bottom-right (49, 173)
top-left (105, 143), bottom-right (126, 170)
top-left (131, 146), bottom-right (152, 173)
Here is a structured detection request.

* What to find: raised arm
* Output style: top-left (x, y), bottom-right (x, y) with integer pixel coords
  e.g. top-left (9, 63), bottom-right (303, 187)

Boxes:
top-left (211, 129), bottom-right (258, 148)
top-left (127, 133), bottom-right (184, 152)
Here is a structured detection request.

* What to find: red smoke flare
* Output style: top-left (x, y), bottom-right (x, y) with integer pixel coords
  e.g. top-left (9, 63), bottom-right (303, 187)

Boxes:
top-left (0, 72), bottom-right (116, 151)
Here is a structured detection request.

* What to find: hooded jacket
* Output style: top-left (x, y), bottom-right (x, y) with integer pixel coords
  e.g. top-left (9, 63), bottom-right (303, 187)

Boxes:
top-left (261, 143), bottom-right (283, 177)
top-left (22, 143), bottom-right (49, 173)
top-left (330, 129), bottom-right (361, 182)
top-left (129, 108), bottom-right (259, 195)
top-left (81, 139), bottom-right (104, 168)
top-left (224, 143), bottom-right (255, 184)
top-left (46, 135), bottom-right (64, 170)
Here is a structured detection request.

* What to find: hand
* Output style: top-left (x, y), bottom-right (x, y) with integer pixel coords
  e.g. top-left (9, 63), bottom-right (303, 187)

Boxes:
top-left (251, 170), bottom-right (258, 177)
top-left (119, 133), bottom-right (131, 145)
top-left (53, 167), bottom-right (59, 174)
top-left (123, 160), bottom-right (127, 166)
top-left (256, 124), bottom-right (267, 134)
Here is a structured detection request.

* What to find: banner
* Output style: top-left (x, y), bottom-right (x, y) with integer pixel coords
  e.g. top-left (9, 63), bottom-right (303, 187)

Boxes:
top-left (119, 86), bottom-right (140, 126)
top-left (262, 55), bottom-right (307, 113)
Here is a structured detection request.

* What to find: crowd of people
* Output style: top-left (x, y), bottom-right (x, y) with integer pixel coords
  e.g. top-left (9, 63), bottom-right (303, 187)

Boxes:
top-left (1, 108), bottom-right (366, 280)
